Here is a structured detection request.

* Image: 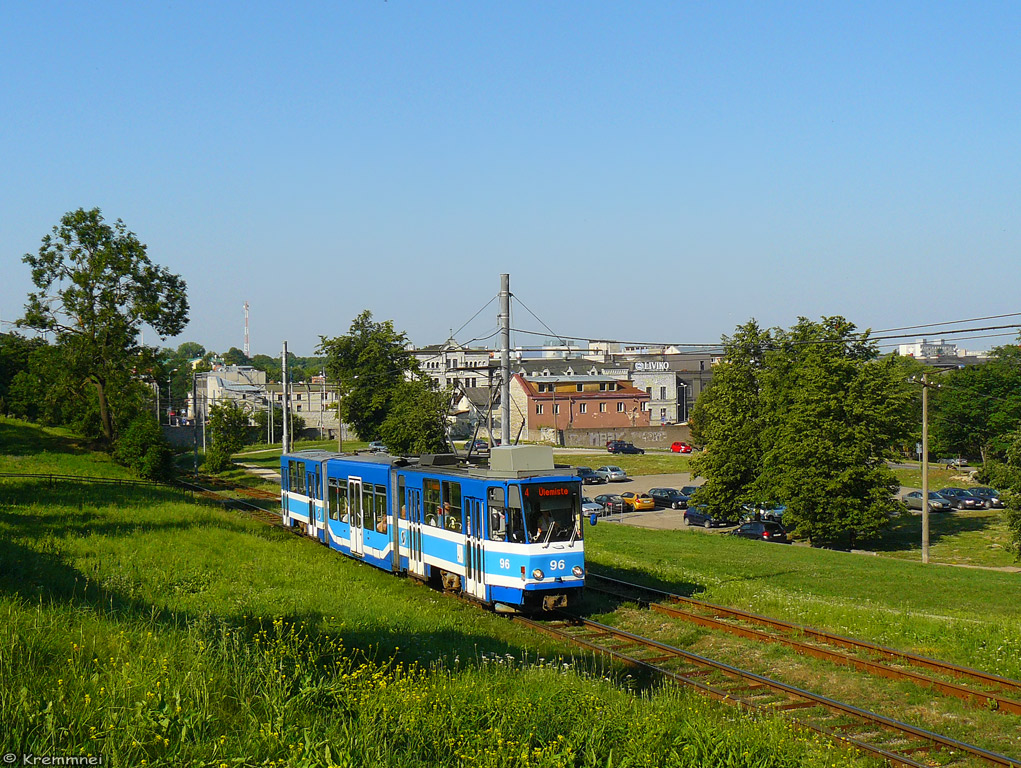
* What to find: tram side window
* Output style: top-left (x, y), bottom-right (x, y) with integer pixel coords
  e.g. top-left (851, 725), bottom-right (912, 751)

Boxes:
top-left (329, 479), bottom-right (349, 522)
top-left (423, 478), bottom-right (441, 527)
top-left (443, 481), bottom-right (462, 532)
top-left (506, 485), bottom-right (525, 542)
top-left (374, 484), bottom-right (388, 533)
top-left (398, 476), bottom-right (406, 519)
top-left (488, 487), bottom-right (506, 541)
top-left (289, 461), bottom-right (305, 496)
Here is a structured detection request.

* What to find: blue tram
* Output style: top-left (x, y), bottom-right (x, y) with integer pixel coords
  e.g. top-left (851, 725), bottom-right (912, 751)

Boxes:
top-left (280, 445), bottom-right (588, 611)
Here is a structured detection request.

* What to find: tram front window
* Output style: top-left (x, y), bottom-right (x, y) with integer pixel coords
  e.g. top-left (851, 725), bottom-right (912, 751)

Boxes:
top-left (522, 482), bottom-right (581, 543)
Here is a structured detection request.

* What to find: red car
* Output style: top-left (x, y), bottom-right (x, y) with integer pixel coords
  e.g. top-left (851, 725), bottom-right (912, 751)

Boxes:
top-left (670, 441), bottom-right (693, 454)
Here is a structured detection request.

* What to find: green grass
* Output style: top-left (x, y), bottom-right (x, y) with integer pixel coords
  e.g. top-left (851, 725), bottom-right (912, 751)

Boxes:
top-left (585, 523), bottom-right (1021, 677)
top-left (890, 462), bottom-right (977, 489)
top-left (554, 452), bottom-right (693, 475)
top-left (0, 421), bottom-right (873, 767)
top-left (584, 523), bottom-right (1021, 758)
top-left (862, 507), bottom-right (1018, 568)
top-left (0, 418), bottom-right (136, 479)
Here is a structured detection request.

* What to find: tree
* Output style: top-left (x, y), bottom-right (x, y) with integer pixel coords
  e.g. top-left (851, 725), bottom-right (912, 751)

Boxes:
top-left (0, 333), bottom-right (45, 416)
top-left (378, 379), bottom-right (450, 455)
top-left (754, 318), bottom-right (912, 546)
top-left (691, 316), bottom-right (914, 547)
top-left (223, 347), bottom-right (250, 366)
top-left (20, 208), bottom-right (189, 444)
top-left (930, 346), bottom-right (1021, 464)
top-left (689, 321), bottom-right (771, 515)
top-left (204, 400), bottom-right (248, 472)
top-left (318, 311), bottom-right (421, 441)
top-left (176, 341), bottom-right (206, 360)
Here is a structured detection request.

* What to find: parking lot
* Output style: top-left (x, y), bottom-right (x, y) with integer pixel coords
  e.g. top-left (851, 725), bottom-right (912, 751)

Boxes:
top-left (586, 472), bottom-right (714, 531)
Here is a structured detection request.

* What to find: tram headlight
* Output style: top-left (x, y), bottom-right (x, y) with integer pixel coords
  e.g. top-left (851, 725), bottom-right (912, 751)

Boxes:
top-left (532, 569), bottom-right (544, 581)
top-left (572, 565), bottom-right (584, 578)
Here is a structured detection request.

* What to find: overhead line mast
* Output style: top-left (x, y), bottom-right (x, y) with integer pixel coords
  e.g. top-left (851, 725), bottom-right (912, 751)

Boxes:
top-left (500, 274), bottom-right (511, 446)
top-left (244, 301), bottom-right (250, 358)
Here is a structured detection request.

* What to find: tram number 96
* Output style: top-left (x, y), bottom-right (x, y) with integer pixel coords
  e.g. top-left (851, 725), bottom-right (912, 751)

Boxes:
top-left (549, 559), bottom-right (565, 571)
top-left (499, 558), bottom-right (511, 570)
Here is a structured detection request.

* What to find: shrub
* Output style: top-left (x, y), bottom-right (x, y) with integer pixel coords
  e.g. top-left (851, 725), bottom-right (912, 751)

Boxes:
top-left (114, 415), bottom-right (174, 481)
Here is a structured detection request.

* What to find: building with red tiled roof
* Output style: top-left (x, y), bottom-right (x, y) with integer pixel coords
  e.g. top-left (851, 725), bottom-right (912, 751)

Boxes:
top-left (509, 371), bottom-right (650, 443)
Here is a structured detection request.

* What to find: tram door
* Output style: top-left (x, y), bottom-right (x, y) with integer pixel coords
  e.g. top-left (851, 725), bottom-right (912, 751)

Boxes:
top-left (464, 496), bottom-right (486, 599)
top-left (306, 467), bottom-right (323, 540)
top-left (348, 478), bottom-right (364, 556)
top-left (407, 488), bottom-right (425, 578)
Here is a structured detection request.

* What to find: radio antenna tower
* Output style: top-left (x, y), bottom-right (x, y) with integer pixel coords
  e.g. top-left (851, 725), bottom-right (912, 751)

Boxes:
top-left (243, 302), bottom-right (250, 358)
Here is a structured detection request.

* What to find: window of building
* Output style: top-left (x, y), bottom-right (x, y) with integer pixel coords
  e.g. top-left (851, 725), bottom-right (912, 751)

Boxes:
top-left (599, 402), bottom-right (606, 413)
top-left (660, 386), bottom-right (667, 400)
top-left (608, 382), bottom-right (616, 391)
top-left (646, 386), bottom-right (652, 395)
top-left (553, 404), bottom-right (560, 415)
top-left (660, 408), bottom-right (667, 420)
top-left (599, 383), bottom-right (607, 391)
top-left (296, 405), bottom-right (302, 412)
top-left (536, 403), bottom-right (544, 414)
top-left (617, 402), bottom-right (625, 412)
top-left (576, 384), bottom-right (583, 392)
top-left (296, 394), bottom-right (301, 401)
top-left (579, 403), bottom-right (587, 414)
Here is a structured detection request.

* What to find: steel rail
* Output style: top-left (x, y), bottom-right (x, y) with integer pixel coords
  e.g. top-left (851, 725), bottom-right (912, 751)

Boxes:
top-left (517, 614), bottom-right (1020, 768)
top-left (589, 572), bottom-right (1021, 698)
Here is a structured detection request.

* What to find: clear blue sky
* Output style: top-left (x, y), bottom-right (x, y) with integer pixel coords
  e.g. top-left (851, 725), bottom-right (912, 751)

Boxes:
top-left (2, 2), bottom-right (1018, 356)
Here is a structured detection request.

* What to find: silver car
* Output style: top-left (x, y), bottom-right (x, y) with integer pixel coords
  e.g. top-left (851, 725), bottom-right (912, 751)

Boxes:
top-left (582, 497), bottom-right (604, 515)
top-left (903, 491), bottom-right (951, 512)
top-left (595, 465), bottom-right (627, 482)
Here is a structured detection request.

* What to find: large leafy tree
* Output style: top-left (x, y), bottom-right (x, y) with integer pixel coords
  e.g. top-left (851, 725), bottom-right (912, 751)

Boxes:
top-left (378, 378), bottom-right (450, 455)
top-left (692, 316), bottom-right (913, 546)
top-left (755, 317), bottom-right (912, 546)
top-left (20, 208), bottom-right (189, 443)
top-left (318, 311), bottom-right (423, 441)
top-left (689, 321), bottom-right (771, 514)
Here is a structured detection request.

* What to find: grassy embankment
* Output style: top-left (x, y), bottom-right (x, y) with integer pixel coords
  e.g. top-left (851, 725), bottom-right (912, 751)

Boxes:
top-left (583, 523), bottom-right (1021, 759)
top-left (1, 418), bottom-right (870, 767)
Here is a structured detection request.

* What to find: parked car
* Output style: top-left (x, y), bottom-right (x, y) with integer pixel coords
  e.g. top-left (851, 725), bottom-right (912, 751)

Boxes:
top-left (683, 505), bottom-right (738, 528)
top-left (937, 457), bottom-right (968, 468)
top-left (969, 487), bottom-right (1004, 509)
top-left (595, 465), bottom-right (628, 482)
top-left (742, 502), bottom-right (787, 522)
top-left (368, 441), bottom-right (388, 453)
top-left (582, 497), bottom-right (604, 516)
top-left (903, 491), bottom-right (953, 512)
top-left (576, 466), bottom-right (607, 485)
top-left (680, 485), bottom-right (702, 501)
top-left (606, 439), bottom-right (627, 452)
top-left (593, 493), bottom-right (625, 514)
top-left (648, 487), bottom-right (691, 509)
top-left (670, 441), bottom-right (693, 453)
top-left (731, 520), bottom-right (790, 543)
top-left (620, 492), bottom-right (656, 511)
top-left (608, 441), bottom-right (645, 455)
top-left (935, 487), bottom-right (985, 510)
top-left (462, 439), bottom-right (489, 452)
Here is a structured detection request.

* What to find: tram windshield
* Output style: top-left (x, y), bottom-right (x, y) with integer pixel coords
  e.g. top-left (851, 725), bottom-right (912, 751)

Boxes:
top-left (521, 482), bottom-right (582, 544)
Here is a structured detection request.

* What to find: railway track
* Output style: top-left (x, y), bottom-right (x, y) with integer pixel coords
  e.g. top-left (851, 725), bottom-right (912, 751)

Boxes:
top-left (586, 573), bottom-right (1021, 716)
top-left (517, 613), bottom-right (1020, 768)
top-left (176, 478), bottom-right (282, 527)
